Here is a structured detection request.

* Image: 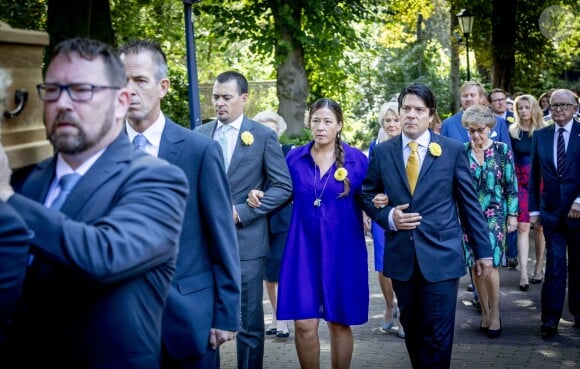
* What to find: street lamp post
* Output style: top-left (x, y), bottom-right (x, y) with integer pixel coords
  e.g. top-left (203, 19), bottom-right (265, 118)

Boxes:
top-left (183, 0), bottom-right (202, 128)
top-left (456, 9), bottom-right (475, 81)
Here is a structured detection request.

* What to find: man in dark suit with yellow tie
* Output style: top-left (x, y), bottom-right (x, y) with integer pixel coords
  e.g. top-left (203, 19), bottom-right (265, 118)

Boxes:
top-left (362, 84), bottom-right (492, 369)
top-left (529, 88), bottom-right (580, 338)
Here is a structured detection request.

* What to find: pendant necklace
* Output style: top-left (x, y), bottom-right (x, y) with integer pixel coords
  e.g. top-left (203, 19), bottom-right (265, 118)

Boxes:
top-left (313, 163), bottom-right (332, 207)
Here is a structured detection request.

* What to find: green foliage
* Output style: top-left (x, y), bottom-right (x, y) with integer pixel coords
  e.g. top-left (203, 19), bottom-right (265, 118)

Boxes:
top-left (0, 0), bottom-right (47, 31)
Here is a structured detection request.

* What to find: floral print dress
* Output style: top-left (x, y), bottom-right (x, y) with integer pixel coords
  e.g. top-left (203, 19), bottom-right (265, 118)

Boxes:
top-left (463, 141), bottom-right (518, 267)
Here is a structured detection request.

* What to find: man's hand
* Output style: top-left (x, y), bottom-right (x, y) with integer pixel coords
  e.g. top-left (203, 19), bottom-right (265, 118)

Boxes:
top-left (209, 328), bottom-right (237, 350)
top-left (474, 258), bottom-right (492, 279)
top-left (0, 144), bottom-right (14, 201)
top-left (568, 202), bottom-right (580, 219)
top-left (246, 189), bottom-right (264, 208)
top-left (392, 203), bottom-right (421, 230)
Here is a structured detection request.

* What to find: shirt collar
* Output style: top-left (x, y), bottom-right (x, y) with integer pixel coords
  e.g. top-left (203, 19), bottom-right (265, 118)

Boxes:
top-left (402, 130), bottom-right (431, 148)
top-left (55, 147), bottom-right (105, 179)
top-left (125, 112), bottom-right (166, 149)
top-left (217, 114), bottom-right (243, 131)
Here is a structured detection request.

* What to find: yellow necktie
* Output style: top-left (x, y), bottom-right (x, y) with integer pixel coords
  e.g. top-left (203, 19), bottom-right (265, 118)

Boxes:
top-left (406, 141), bottom-right (419, 195)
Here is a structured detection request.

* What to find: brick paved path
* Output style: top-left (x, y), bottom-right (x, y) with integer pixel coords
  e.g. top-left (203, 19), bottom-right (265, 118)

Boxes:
top-left (219, 235), bottom-right (580, 368)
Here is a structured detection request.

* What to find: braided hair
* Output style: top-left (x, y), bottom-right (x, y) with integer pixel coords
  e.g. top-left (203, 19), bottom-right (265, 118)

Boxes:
top-left (308, 98), bottom-right (350, 197)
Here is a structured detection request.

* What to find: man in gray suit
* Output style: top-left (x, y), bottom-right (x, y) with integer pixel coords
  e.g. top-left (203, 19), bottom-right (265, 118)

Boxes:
top-left (120, 40), bottom-right (241, 368)
top-left (196, 71), bottom-right (292, 369)
top-left (0, 37), bottom-right (188, 368)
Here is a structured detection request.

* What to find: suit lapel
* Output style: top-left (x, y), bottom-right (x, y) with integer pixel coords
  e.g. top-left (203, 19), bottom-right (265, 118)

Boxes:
top-left (20, 159), bottom-right (56, 203)
top-left (564, 121), bottom-right (580, 174)
top-left (61, 135), bottom-right (131, 217)
top-left (158, 119), bottom-right (185, 163)
top-left (388, 136), bottom-right (409, 193)
top-left (543, 125), bottom-right (557, 174)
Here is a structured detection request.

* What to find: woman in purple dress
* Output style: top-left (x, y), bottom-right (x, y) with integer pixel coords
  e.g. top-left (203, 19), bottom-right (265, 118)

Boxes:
top-left (275, 98), bottom-right (368, 368)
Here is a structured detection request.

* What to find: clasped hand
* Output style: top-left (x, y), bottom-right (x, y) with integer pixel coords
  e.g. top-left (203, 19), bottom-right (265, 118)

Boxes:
top-left (246, 189), bottom-right (264, 208)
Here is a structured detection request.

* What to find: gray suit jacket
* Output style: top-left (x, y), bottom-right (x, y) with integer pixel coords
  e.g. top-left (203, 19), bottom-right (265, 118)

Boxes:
top-left (158, 118), bottom-right (241, 358)
top-left (195, 116), bottom-right (292, 260)
top-left (6, 133), bottom-right (188, 368)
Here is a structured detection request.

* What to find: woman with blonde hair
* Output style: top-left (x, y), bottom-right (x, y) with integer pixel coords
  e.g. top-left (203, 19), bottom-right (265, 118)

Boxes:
top-left (509, 95), bottom-right (547, 290)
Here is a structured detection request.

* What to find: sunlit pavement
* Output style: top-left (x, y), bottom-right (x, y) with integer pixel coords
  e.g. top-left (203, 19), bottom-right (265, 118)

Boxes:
top-left (219, 234), bottom-right (580, 368)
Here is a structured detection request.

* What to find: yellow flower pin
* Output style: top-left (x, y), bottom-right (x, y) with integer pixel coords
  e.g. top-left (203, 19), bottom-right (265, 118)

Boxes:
top-left (507, 116), bottom-right (514, 123)
top-left (428, 142), bottom-right (442, 157)
top-left (241, 131), bottom-right (254, 145)
top-left (334, 167), bottom-right (348, 181)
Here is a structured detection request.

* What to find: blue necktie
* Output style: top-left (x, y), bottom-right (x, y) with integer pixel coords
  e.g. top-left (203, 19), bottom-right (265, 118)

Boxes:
top-left (133, 134), bottom-right (148, 151)
top-left (51, 173), bottom-right (82, 210)
top-left (557, 127), bottom-right (566, 177)
top-left (29, 173), bottom-right (81, 265)
top-left (218, 125), bottom-right (232, 169)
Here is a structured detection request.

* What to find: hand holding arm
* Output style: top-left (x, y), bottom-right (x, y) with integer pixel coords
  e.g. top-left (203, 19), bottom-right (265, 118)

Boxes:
top-left (246, 189), bottom-right (265, 208)
top-left (372, 193), bottom-right (389, 209)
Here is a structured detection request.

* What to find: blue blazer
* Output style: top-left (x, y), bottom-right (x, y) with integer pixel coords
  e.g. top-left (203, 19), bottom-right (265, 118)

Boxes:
top-left (362, 132), bottom-right (492, 282)
top-left (7, 133), bottom-right (188, 368)
top-left (529, 120), bottom-right (580, 229)
top-left (159, 118), bottom-right (241, 358)
top-left (195, 116), bottom-right (292, 260)
top-left (0, 201), bottom-right (31, 341)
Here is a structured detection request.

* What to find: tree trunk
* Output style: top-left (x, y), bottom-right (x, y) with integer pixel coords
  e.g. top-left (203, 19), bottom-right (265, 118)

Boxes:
top-left (45, 0), bottom-right (114, 69)
top-left (491, 0), bottom-right (517, 91)
top-left (271, 1), bottom-right (309, 136)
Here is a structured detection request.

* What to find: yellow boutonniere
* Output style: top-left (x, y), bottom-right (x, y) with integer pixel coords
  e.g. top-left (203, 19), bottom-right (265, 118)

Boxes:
top-left (507, 116), bottom-right (514, 123)
top-left (428, 142), bottom-right (442, 157)
top-left (334, 167), bottom-right (348, 181)
top-left (241, 131), bottom-right (254, 145)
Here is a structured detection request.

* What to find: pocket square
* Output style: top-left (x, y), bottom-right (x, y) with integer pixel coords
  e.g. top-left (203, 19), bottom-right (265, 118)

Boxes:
top-left (490, 131), bottom-right (498, 138)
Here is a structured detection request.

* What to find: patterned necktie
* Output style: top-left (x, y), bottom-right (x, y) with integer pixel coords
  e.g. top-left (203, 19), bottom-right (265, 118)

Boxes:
top-left (133, 134), bottom-right (148, 151)
top-left (557, 127), bottom-right (566, 177)
top-left (50, 173), bottom-right (82, 210)
top-left (218, 124), bottom-right (232, 169)
top-left (406, 141), bottom-right (419, 195)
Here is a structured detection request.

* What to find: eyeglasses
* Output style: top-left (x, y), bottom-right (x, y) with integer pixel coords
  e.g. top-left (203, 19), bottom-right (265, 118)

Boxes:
top-left (549, 103), bottom-right (575, 111)
top-left (490, 98), bottom-right (506, 103)
top-left (467, 127), bottom-right (488, 135)
top-left (37, 83), bottom-right (121, 102)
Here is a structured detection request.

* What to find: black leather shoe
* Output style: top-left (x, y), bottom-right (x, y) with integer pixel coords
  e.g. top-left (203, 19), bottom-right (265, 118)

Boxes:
top-left (519, 284), bottom-right (529, 291)
top-left (507, 257), bottom-right (518, 268)
top-left (541, 323), bottom-right (557, 339)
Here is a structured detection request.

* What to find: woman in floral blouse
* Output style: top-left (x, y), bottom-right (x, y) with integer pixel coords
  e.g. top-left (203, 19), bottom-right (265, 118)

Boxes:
top-left (461, 104), bottom-right (519, 339)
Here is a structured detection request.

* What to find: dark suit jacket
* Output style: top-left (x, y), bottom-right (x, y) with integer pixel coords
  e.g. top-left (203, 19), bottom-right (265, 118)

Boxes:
top-left (362, 132), bottom-right (492, 282)
top-left (6, 133), bottom-right (188, 369)
top-left (0, 201), bottom-right (31, 345)
top-left (158, 118), bottom-right (241, 358)
top-left (529, 120), bottom-right (580, 229)
top-left (195, 116), bottom-right (292, 260)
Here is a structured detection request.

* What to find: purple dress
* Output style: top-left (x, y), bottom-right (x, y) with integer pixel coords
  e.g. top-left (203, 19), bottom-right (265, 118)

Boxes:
top-left (277, 141), bottom-right (369, 325)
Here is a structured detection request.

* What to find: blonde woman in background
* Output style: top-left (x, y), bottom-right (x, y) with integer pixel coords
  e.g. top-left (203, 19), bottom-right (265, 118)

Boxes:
top-left (365, 102), bottom-right (405, 338)
top-left (252, 111), bottom-right (293, 339)
top-left (509, 95), bottom-right (546, 290)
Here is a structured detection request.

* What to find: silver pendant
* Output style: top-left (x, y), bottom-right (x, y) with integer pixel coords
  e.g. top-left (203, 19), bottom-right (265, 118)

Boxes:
top-left (313, 199), bottom-right (321, 207)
